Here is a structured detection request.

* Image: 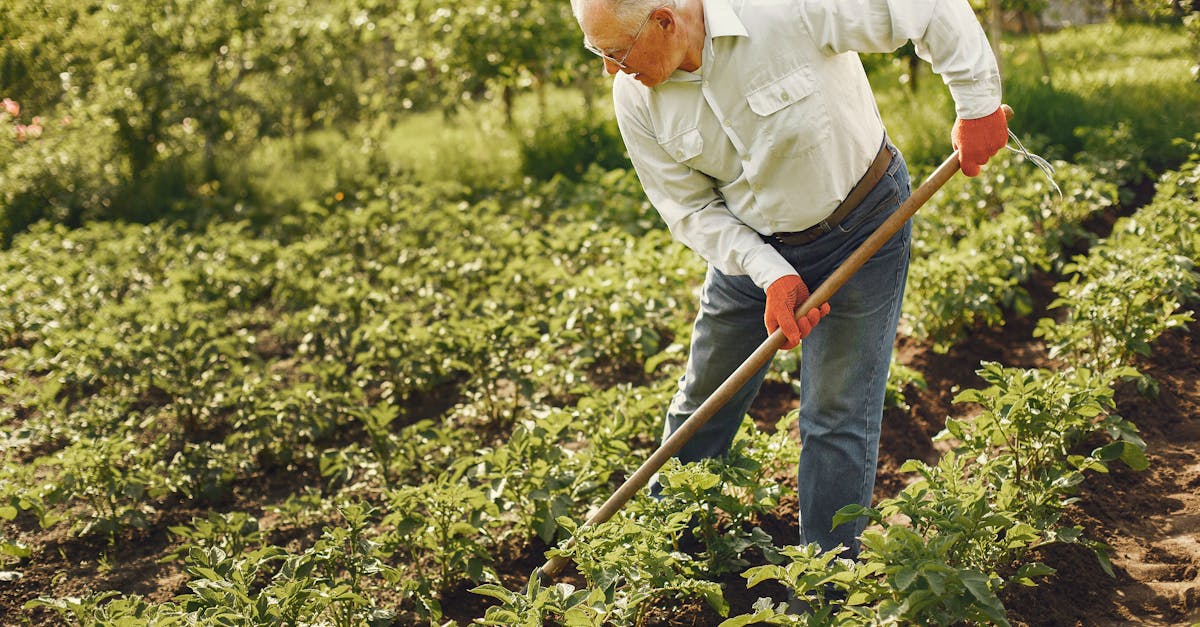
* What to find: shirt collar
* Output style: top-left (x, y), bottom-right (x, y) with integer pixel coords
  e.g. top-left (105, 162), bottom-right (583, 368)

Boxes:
top-left (703, 0), bottom-right (749, 40)
top-left (665, 0), bottom-right (747, 84)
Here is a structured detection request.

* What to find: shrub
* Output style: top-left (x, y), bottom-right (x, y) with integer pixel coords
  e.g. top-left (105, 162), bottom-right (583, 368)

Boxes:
top-left (518, 111), bottom-right (628, 181)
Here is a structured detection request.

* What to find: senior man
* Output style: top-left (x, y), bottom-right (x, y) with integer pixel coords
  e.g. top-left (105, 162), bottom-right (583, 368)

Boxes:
top-left (571, 0), bottom-right (1007, 559)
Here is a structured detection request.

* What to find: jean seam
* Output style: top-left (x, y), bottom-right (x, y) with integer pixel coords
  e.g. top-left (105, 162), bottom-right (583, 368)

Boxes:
top-left (854, 225), bottom-right (910, 537)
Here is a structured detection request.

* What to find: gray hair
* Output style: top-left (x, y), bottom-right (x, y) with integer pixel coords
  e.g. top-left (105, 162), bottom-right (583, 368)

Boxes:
top-left (572, 0), bottom-right (675, 35)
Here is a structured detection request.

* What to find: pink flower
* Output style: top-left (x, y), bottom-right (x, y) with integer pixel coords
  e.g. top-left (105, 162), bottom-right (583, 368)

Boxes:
top-left (2, 98), bottom-right (18, 117)
top-left (27, 123), bottom-right (42, 139)
top-left (14, 124), bottom-right (26, 142)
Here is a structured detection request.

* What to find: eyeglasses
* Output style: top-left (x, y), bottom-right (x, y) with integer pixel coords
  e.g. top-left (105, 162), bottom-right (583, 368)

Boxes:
top-left (583, 8), bottom-right (658, 69)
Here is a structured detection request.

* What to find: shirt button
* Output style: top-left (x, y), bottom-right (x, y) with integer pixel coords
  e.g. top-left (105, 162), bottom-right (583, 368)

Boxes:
top-left (781, 91), bottom-right (791, 101)
top-left (675, 150), bottom-right (684, 159)
top-left (723, 119), bottom-right (732, 126)
top-left (703, 80), bottom-right (710, 87)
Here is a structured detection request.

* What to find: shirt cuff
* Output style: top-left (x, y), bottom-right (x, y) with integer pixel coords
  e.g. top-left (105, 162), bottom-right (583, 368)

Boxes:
top-left (947, 75), bottom-right (1003, 120)
top-left (741, 243), bottom-right (799, 291)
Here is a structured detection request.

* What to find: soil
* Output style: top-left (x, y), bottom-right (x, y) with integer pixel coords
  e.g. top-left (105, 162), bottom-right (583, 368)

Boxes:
top-left (630, 276), bottom-right (1200, 627)
top-left (634, 270), bottom-right (1200, 627)
top-left (1001, 318), bottom-right (1200, 627)
top-left (2, 264), bottom-right (1198, 626)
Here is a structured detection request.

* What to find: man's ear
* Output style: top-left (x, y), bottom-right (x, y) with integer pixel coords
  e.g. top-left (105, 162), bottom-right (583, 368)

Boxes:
top-left (653, 7), bottom-right (674, 31)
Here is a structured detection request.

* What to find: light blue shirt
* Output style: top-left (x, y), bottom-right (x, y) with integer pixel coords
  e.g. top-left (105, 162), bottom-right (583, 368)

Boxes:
top-left (612, 0), bottom-right (1002, 289)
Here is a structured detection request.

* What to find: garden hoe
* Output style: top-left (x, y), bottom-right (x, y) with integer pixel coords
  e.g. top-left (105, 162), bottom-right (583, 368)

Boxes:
top-left (536, 105), bottom-right (1016, 582)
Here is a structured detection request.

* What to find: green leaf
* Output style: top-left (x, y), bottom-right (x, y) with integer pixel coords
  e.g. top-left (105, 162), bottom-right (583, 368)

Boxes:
top-left (832, 504), bottom-right (879, 528)
top-left (923, 570), bottom-right (946, 595)
top-left (471, 584), bottom-right (515, 603)
top-left (699, 584), bottom-right (730, 617)
top-left (1094, 546), bottom-right (1116, 578)
top-left (960, 570), bottom-right (994, 604)
top-left (953, 389), bottom-right (985, 404)
top-left (1096, 441), bottom-right (1149, 471)
top-left (0, 542), bottom-right (31, 559)
top-left (537, 512), bottom-right (557, 544)
top-left (1117, 442), bottom-right (1150, 471)
top-left (643, 344), bottom-right (683, 374)
top-left (895, 567), bottom-right (919, 591)
top-left (846, 589), bottom-right (873, 605)
top-left (466, 557), bottom-right (485, 581)
top-left (191, 567), bottom-right (224, 582)
top-left (743, 564), bottom-right (786, 589)
top-left (717, 609), bottom-right (784, 627)
top-left (1015, 562), bottom-right (1056, 583)
top-left (1055, 526), bottom-right (1082, 543)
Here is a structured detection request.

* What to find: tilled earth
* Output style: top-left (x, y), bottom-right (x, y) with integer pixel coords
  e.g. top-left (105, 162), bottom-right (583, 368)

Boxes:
top-left (639, 270), bottom-right (1200, 626)
top-left (2, 284), bottom-right (1197, 626)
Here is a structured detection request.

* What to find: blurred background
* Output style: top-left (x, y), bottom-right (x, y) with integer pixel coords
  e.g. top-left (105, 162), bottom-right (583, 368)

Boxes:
top-left (2, 0), bottom-right (1197, 247)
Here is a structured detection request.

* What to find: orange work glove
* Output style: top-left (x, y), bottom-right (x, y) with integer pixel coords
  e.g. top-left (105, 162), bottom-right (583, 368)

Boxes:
top-left (764, 275), bottom-right (831, 350)
top-left (951, 106), bottom-right (1009, 177)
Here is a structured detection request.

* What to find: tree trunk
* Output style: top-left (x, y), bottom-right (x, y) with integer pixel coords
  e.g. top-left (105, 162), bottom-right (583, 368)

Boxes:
top-left (908, 53), bottom-right (920, 93)
top-left (502, 84), bottom-right (515, 129)
top-left (1023, 11), bottom-right (1053, 89)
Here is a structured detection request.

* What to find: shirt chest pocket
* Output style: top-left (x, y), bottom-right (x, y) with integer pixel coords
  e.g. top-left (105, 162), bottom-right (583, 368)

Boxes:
top-left (746, 65), bottom-right (830, 156)
top-left (656, 124), bottom-right (741, 183)
top-left (658, 127), bottom-right (705, 164)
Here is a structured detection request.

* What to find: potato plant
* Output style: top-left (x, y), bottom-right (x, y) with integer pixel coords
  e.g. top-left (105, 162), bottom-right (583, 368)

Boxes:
top-left (550, 511), bottom-right (729, 624)
top-left (906, 152), bottom-right (1120, 351)
top-left (3, 109), bottom-right (1199, 627)
top-left (712, 154), bottom-right (1197, 625)
top-left (1035, 192), bottom-right (1199, 383)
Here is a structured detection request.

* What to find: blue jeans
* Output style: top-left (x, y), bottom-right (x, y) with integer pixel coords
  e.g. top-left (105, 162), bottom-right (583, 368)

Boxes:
top-left (661, 144), bottom-right (911, 558)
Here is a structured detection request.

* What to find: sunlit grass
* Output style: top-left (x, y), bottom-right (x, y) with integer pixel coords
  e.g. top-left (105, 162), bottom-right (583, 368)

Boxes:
top-left (380, 86), bottom-right (604, 189)
top-left (867, 21), bottom-right (1198, 176)
top-left (1001, 21), bottom-right (1198, 168)
top-left (381, 108), bottom-right (521, 189)
top-left (246, 20), bottom-right (1197, 199)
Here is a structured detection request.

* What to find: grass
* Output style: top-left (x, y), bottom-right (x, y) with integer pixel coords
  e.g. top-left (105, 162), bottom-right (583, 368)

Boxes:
top-left (869, 21), bottom-right (1199, 178)
top-left (240, 85), bottom-right (612, 212)
top-left (239, 20), bottom-right (1198, 206)
top-left (999, 22), bottom-right (1199, 169)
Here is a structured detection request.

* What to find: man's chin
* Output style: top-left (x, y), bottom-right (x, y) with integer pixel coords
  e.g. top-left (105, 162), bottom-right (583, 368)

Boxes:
top-left (634, 73), bottom-right (662, 88)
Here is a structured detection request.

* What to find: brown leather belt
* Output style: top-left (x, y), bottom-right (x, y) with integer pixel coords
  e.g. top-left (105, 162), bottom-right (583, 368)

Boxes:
top-left (762, 140), bottom-right (893, 247)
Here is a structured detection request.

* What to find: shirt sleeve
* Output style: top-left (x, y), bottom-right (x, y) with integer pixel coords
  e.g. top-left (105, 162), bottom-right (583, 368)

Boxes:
top-left (798, 0), bottom-right (1001, 119)
top-left (612, 78), bottom-right (796, 291)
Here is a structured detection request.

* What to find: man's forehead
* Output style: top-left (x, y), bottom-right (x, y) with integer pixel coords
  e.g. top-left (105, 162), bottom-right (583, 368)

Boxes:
top-left (580, 1), bottom-right (623, 41)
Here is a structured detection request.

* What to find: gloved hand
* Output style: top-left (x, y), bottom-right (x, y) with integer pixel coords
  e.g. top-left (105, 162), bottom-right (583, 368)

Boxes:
top-left (952, 106), bottom-right (1009, 177)
top-left (765, 274), bottom-right (831, 350)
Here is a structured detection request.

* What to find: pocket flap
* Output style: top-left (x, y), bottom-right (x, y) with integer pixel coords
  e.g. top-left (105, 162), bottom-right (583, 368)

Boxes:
top-left (657, 127), bottom-right (704, 162)
top-left (747, 65), bottom-right (816, 117)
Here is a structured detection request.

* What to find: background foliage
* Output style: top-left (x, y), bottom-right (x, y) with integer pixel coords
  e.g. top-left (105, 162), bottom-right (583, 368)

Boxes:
top-left (2, 1), bottom-right (1200, 624)
top-left (4, 1), bottom-right (1199, 244)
